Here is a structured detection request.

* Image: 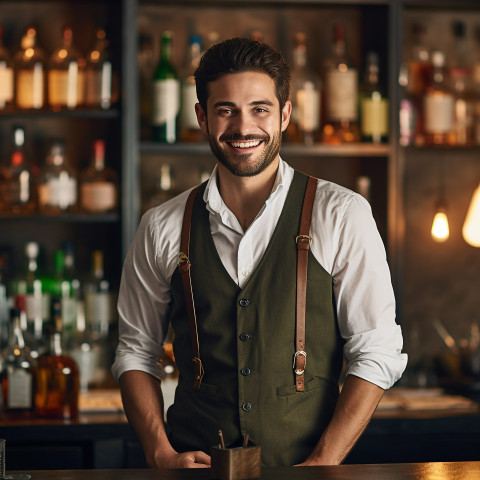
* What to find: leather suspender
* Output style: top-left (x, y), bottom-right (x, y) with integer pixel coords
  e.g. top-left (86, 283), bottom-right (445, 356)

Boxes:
top-left (294, 175), bottom-right (318, 392)
top-left (178, 185), bottom-right (204, 390)
top-left (178, 176), bottom-right (318, 392)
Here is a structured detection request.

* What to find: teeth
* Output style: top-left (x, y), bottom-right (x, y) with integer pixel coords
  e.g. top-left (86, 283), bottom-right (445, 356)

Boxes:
top-left (230, 140), bottom-right (261, 148)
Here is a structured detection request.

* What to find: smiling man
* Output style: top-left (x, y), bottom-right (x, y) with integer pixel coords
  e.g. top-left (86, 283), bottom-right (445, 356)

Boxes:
top-left (112, 37), bottom-right (407, 469)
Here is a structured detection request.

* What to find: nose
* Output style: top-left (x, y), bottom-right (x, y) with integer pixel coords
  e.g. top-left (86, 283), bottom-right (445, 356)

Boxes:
top-left (229, 110), bottom-right (256, 135)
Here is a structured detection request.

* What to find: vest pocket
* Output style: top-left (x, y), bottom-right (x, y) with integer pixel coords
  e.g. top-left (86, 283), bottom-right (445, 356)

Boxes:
top-left (276, 376), bottom-right (327, 396)
top-left (179, 381), bottom-right (218, 397)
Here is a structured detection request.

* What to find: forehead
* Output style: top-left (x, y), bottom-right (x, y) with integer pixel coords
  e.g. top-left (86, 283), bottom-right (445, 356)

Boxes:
top-left (207, 71), bottom-right (278, 107)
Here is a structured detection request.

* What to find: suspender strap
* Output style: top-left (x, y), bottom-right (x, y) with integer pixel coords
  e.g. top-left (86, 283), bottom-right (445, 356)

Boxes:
top-left (178, 185), bottom-right (204, 390)
top-left (294, 175), bottom-right (318, 392)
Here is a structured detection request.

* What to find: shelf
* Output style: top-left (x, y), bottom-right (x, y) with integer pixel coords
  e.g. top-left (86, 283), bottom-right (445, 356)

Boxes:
top-left (140, 141), bottom-right (390, 157)
top-left (0, 109), bottom-right (120, 120)
top-left (0, 213), bottom-right (120, 223)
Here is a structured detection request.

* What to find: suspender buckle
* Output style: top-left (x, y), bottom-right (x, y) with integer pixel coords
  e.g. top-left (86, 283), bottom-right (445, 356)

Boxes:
top-left (293, 350), bottom-right (307, 375)
top-left (178, 252), bottom-right (191, 271)
top-left (296, 235), bottom-right (312, 246)
top-left (192, 356), bottom-right (205, 390)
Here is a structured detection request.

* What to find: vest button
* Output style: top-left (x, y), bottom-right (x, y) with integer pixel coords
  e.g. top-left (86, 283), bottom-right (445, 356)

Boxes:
top-left (239, 298), bottom-right (250, 307)
top-left (239, 333), bottom-right (250, 342)
top-left (242, 402), bottom-right (252, 412)
top-left (241, 367), bottom-right (251, 376)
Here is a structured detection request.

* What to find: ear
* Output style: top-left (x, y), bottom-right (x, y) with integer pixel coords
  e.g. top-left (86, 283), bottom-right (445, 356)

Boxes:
top-left (281, 100), bottom-right (292, 133)
top-left (195, 103), bottom-right (208, 135)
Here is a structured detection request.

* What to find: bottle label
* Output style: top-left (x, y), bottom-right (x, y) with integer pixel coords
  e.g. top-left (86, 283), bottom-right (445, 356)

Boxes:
top-left (25, 293), bottom-right (51, 321)
top-left (8, 368), bottom-right (33, 409)
top-left (16, 64), bottom-right (44, 109)
top-left (325, 69), bottom-right (358, 121)
top-left (85, 63), bottom-right (112, 109)
top-left (38, 176), bottom-right (77, 209)
top-left (296, 82), bottom-right (320, 132)
top-left (85, 291), bottom-right (114, 334)
top-left (424, 93), bottom-right (454, 134)
top-left (81, 182), bottom-right (116, 212)
top-left (152, 78), bottom-right (180, 126)
top-left (0, 64), bottom-right (14, 107)
top-left (48, 66), bottom-right (85, 108)
top-left (361, 97), bottom-right (389, 136)
top-left (181, 82), bottom-right (200, 130)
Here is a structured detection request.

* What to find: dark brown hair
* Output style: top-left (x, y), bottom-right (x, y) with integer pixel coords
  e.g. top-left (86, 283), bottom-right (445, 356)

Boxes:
top-left (195, 37), bottom-right (290, 112)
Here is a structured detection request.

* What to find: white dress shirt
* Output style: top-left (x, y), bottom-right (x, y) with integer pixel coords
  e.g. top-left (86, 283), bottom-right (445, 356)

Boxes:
top-left (112, 159), bottom-right (407, 389)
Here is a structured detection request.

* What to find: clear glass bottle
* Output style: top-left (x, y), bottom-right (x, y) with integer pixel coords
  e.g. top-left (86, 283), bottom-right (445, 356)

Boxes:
top-left (322, 24), bottom-right (360, 144)
top-left (48, 26), bottom-right (85, 111)
top-left (450, 67), bottom-right (474, 146)
top-left (14, 26), bottom-right (46, 110)
top-left (85, 28), bottom-right (117, 110)
top-left (0, 25), bottom-right (14, 110)
top-left (0, 125), bottom-right (35, 215)
top-left (288, 32), bottom-right (321, 146)
top-left (180, 35), bottom-right (204, 142)
top-left (34, 299), bottom-right (79, 419)
top-left (423, 50), bottom-right (454, 146)
top-left (152, 31), bottom-right (180, 143)
top-left (0, 308), bottom-right (36, 416)
top-left (142, 163), bottom-right (178, 213)
top-left (359, 52), bottom-right (389, 144)
top-left (79, 139), bottom-right (118, 213)
top-left (37, 140), bottom-right (78, 214)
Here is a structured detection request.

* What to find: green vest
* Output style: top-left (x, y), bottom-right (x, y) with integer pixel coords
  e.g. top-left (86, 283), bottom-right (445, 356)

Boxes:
top-left (167, 171), bottom-right (344, 466)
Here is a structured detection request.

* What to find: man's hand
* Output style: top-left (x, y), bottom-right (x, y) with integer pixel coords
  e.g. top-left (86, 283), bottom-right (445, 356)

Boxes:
top-left (154, 450), bottom-right (211, 469)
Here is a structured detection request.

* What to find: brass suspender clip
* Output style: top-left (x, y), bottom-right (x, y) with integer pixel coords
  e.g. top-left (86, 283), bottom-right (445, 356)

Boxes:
top-left (192, 356), bottom-right (205, 390)
top-left (178, 252), bottom-right (191, 272)
top-left (293, 350), bottom-right (307, 375)
top-left (296, 235), bottom-right (312, 246)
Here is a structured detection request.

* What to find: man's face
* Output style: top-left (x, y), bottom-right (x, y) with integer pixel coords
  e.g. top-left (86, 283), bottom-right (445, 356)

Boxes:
top-left (195, 71), bottom-right (291, 177)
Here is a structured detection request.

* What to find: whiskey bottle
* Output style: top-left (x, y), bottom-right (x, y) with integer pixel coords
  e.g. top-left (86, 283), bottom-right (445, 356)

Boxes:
top-left (14, 26), bottom-right (46, 110)
top-left (34, 299), bottom-right (79, 419)
top-left (0, 308), bottom-right (36, 416)
top-left (0, 25), bottom-right (14, 110)
top-left (37, 140), bottom-right (78, 213)
top-left (288, 32), bottom-right (321, 145)
top-left (322, 24), bottom-right (360, 144)
top-left (79, 139), bottom-right (118, 213)
top-left (180, 35), bottom-right (204, 142)
top-left (142, 163), bottom-right (177, 213)
top-left (423, 50), bottom-right (454, 146)
top-left (85, 28), bottom-right (116, 110)
top-left (152, 31), bottom-right (180, 143)
top-left (359, 52), bottom-right (389, 144)
top-left (48, 27), bottom-right (85, 110)
top-left (0, 125), bottom-right (35, 215)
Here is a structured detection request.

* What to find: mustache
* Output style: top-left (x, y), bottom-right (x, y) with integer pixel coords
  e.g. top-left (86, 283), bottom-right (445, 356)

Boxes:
top-left (219, 133), bottom-right (269, 142)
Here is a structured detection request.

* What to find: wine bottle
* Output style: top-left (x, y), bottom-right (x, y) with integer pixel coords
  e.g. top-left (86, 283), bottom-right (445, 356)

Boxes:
top-left (0, 25), bottom-right (14, 110)
top-left (48, 26), bottom-right (85, 110)
top-left (14, 26), bottom-right (46, 110)
top-left (288, 32), bottom-right (321, 145)
top-left (322, 24), bottom-right (360, 144)
top-left (152, 31), bottom-right (180, 143)
top-left (80, 139), bottom-right (118, 213)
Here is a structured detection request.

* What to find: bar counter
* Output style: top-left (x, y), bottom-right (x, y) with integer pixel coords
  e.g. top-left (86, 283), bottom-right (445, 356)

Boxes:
top-left (9, 462), bottom-right (480, 480)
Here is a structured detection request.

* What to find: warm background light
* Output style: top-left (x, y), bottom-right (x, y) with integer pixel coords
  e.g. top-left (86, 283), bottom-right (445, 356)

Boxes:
top-left (431, 210), bottom-right (449, 242)
top-left (462, 182), bottom-right (480, 247)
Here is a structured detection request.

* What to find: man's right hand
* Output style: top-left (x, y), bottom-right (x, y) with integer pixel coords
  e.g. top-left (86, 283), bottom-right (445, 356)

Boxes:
top-left (154, 450), bottom-right (211, 469)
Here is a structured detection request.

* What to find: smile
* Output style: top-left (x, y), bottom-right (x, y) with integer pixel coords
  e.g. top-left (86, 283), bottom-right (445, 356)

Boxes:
top-left (228, 140), bottom-right (262, 148)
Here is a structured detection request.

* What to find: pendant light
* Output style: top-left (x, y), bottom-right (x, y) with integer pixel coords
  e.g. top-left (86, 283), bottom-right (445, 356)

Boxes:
top-left (462, 181), bottom-right (480, 247)
top-left (431, 155), bottom-right (449, 243)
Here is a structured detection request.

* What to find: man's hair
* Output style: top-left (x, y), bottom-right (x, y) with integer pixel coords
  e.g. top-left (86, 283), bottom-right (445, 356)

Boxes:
top-left (195, 37), bottom-right (290, 112)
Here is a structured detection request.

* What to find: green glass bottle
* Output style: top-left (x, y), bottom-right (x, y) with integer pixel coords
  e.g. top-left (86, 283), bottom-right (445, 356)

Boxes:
top-left (152, 31), bottom-right (180, 143)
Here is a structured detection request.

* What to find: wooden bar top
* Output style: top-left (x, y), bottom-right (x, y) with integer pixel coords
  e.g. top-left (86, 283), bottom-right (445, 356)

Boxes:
top-left (10, 462), bottom-right (480, 480)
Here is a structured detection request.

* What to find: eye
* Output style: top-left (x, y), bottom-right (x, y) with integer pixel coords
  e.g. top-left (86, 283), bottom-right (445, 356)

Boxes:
top-left (254, 106), bottom-right (269, 114)
top-left (217, 108), bottom-right (233, 116)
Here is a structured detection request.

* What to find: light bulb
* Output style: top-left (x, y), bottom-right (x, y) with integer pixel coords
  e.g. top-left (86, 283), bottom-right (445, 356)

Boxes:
top-left (431, 207), bottom-right (449, 243)
top-left (463, 182), bottom-right (480, 247)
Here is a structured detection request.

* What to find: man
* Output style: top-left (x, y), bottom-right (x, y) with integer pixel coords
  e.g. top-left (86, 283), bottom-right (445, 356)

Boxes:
top-left (112, 37), bottom-right (407, 469)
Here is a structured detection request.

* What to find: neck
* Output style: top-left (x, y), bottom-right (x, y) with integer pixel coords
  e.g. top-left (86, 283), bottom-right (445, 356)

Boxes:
top-left (217, 158), bottom-right (279, 231)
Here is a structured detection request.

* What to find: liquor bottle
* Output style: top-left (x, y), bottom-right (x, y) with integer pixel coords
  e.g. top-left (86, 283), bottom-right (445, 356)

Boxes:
top-left (142, 163), bottom-right (177, 213)
top-left (152, 31), bottom-right (180, 143)
top-left (79, 139), bottom-right (118, 213)
top-left (450, 67), bottom-right (474, 146)
top-left (322, 24), bottom-right (360, 144)
top-left (37, 140), bottom-right (78, 213)
top-left (48, 26), bottom-right (85, 111)
top-left (423, 50), bottom-right (454, 146)
top-left (138, 33), bottom-right (155, 140)
top-left (288, 32), bottom-right (321, 145)
top-left (359, 52), bottom-right (389, 144)
top-left (85, 28), bottom-right (116, 110)
top-left (0, 125), bottom-right (35, 215)
top-left (14, 26), bottom-right (46, 110)
top-left (0, 308), bottom-right (36, 416)
top-left (34, 299), bottom-right (79, 419)
top-left (180, 35), bottom-right (204, 142)
top-left (0, 26), bottom-right (14, 110)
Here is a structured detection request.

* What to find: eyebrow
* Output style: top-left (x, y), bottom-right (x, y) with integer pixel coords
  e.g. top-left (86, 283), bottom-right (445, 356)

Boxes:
top-left (212, 99), bottom-right (275, 108)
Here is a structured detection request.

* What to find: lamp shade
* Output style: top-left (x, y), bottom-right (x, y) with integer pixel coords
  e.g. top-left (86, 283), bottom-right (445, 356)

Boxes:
top-left (463, 182), bottom-right (480, 248)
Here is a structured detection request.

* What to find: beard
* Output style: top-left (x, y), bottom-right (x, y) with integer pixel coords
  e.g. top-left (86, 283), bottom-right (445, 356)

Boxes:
top-left (207, 130), bottom-right (282, 178)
